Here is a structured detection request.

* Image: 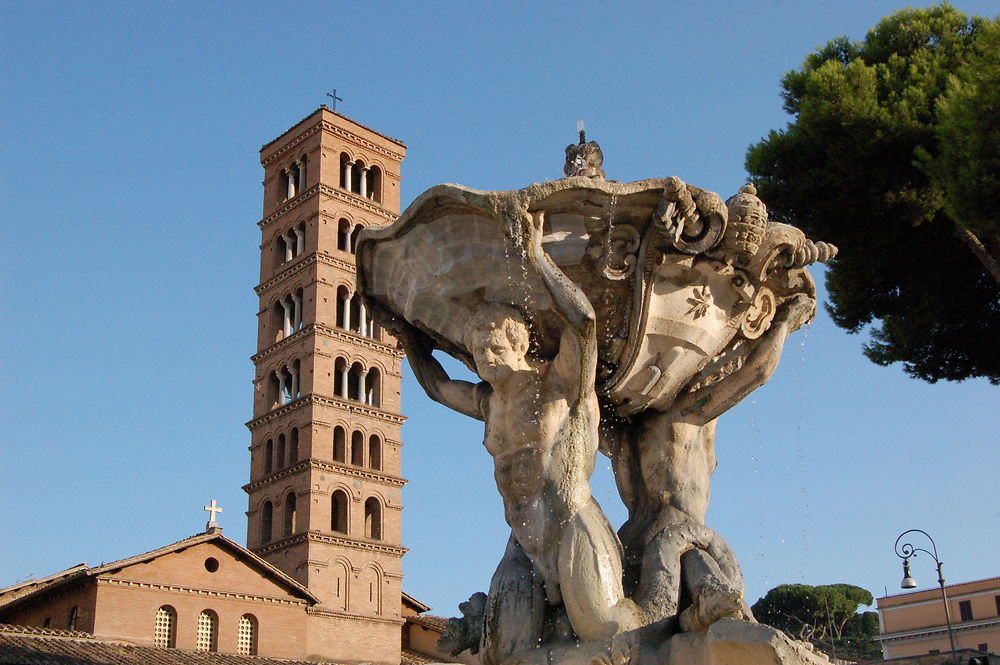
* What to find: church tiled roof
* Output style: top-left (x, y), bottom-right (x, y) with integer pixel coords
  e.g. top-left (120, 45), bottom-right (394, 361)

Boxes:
top-left (406, 614), bottom-right (450, 632)
top-left (401, 647), bottom-right (451, 665)
top-left (0, 623), bottom-right (324, 665)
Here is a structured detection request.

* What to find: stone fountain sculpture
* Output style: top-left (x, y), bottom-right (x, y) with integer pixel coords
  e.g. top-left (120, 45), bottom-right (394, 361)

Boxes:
top-left (356, 140), bottom-right (837, 665)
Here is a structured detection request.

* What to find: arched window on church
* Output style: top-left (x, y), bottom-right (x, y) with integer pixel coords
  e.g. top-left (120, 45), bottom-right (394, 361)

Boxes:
top-left (333, 426), bottom-right (346, 462)
top-left (283, 492), bottom-right (297, 536)
top-left (289, 427), bottom-right (299, 464)
top-left (364, 497), bottom-right (382, 540)
top-left (331, 490), bottom-right (349, 533)
top-left (369, 435), bottom-right (382, 471)
top-left (260, 501), bottom-right (273, 545)
top-left (277, 433), bottom-right (286, 470)
top-left (196, 610), bottom-right (218, 652)
top-left (264, 439), bottom-right (273, 475)
top-left (237, 614), bottom-right (258, 656)
top-left (154, 605), bottom-right (177, 648)
top-left (351, 430), bottom-right (364, 466)
top-left (66, 606), bottom-right (79, 631)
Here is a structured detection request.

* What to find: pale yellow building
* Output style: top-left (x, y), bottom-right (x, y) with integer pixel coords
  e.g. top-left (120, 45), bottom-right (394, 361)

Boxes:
top-left (877, 576), bottom-right (1000, 661)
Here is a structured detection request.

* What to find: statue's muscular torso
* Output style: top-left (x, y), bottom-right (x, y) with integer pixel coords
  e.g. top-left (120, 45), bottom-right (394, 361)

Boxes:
top-left (476, 355), bottom-right (600, 600)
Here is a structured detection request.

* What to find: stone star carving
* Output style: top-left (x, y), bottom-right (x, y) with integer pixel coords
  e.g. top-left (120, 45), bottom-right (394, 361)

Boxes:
top-left (686, 286), bottom-right (713, 319)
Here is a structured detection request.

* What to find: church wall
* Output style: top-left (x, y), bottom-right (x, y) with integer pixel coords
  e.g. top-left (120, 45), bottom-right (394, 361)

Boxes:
top-left (91, 581), bottom-right (309, 658)
top-left (1, 583), bottom-right (96, 632)
top-left (306, 610), bottom-right (402, 665)
top-left (106, 542), bottom-right (302, 600)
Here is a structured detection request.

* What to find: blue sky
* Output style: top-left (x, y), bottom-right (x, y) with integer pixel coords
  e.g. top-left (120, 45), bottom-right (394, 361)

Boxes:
top-left (2, 1), bottom-right (997, 617)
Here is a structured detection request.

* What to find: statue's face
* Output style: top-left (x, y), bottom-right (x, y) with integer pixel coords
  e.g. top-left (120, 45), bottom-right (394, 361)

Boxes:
top-left (471, 322), bottom-right (526, 385)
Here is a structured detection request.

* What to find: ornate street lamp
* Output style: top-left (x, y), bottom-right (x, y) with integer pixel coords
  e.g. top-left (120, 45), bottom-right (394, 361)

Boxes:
top-left (894, 529), bottom-right (959, 665)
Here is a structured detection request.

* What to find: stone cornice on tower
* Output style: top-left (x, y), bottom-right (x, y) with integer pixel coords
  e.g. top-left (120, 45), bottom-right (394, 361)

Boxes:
top-left (259, 183), bottom-right (397, 230)
top-left (250, 324), bottom-right (402, 366)
top-left (260, 107), bottom-right (405, 165)
top-left (255, 252), bottom-right (357, 296)
top-left (242, 460), bottom-right (406, 494)
top-left (253, 531), bottom-right (407, 559)
top-left (245, 395), bottom-right (406, 432)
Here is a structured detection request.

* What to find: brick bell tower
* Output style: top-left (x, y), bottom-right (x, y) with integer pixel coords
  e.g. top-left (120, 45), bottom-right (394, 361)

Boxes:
top-left (245, 107), bottom-right (407, 664)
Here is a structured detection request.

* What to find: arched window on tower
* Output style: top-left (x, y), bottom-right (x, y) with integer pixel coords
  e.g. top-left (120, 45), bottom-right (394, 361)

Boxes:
top-left (154, 605), bottom-right (177, 648)
top-left (283, 492), bottom-right (297, 536)
top-left (331, 490), bottom-right (348, 533)
top-left (289, 427), bottom-right (299, 464)
top-left (334, 357), bottom-right (349, 399)
top-left (278, 170), bottom-right (290, 202)
top-left (347, 363), bottom-right (364, 401)
top-left (289, 359), bottom-right (301, 401)
top-left (277, 433), bottom-right (286, 470)
top-left (365, 367), bottom-right (381, 407)
top-left (264, 439), bottom-right (273, 475)
top-left (196, 610), bottom-right (218, 652)
top-left (333, 426), bottom-right (346, 462)
top-left (349, 293), bottom-right (363, 335)
top-left (338, 219), bottom-right (352, 252)
top-left (364, 497), bottom-right (382, 540)
top-left (351, 430), bottom-right (364, 466)
top-left (271, 301), bottom-right (285, 343)
top-left (260, 501), bottom-right (273, 544)
top-left (336, 286), bottom-right (351, 330)
top-left (349, 225), bottom-right (363, 255)
top-left (351, 158), bottom-right (365, 194)
top-left (367, 165), bottom-right (382, 203)
top-left (237, 614), bottom-right (258, 656)
top-left (369, 435), bottom-right (382, 471)
top-left (339, 153), bottom-right (351, 189)
top-left (297, 155), bottom-right (307, 191)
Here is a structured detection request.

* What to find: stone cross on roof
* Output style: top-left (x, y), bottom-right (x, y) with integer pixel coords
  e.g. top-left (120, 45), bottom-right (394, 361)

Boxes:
top-left (203, 499), bottom-right (223, 534)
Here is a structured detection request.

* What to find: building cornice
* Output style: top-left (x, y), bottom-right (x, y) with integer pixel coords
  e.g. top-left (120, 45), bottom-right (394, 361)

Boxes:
top-left (318, 184), bottom-right (396, 223)
top-left (253, 531), bottom-right (407, 558)
top-left (252, 323), bottom-right (402, 365)
top-left (306, 605), bottom-right (404, 626)
top-left (876, 618), bottom-right (1000, 643)
top-left (259, 186), bottom-right (318, 229)
top-left (259, 184), bottom-right (396, 231)
top-left (243, 459), bottom-right (406, 494)
top-left (254, 251), bottom-right (357, 297)
top-left (261, 123), bottom-right (322, 167)
top-left (246, 395), bottom-right (405, 431)
top-left (96, 576), bottom-right (310, 607)
top-left (319, 120), bottom-right (406, 162)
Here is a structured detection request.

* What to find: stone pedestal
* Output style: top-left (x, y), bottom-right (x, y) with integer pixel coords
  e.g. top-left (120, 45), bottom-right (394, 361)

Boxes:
top-left (656, 619), bottom-right (831, 665)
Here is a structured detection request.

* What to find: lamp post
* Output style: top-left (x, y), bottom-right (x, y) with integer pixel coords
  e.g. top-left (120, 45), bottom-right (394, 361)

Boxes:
top-left (894, 529), bottom-right (959, 665)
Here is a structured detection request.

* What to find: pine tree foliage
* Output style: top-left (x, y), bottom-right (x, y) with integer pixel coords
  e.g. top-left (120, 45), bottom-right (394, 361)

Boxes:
top-left (746, 4), bottom-right (1000, 384)
top-left (752, 584), bottom-right (881, 661)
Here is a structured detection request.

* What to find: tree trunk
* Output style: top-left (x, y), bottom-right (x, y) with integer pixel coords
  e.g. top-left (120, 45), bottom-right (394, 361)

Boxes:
top-left (954, 224), bottom-right (1000, 287)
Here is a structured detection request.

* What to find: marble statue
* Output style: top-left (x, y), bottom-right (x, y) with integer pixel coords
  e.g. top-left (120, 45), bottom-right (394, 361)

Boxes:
top-left (356, 140), bottom-right (837, 665)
